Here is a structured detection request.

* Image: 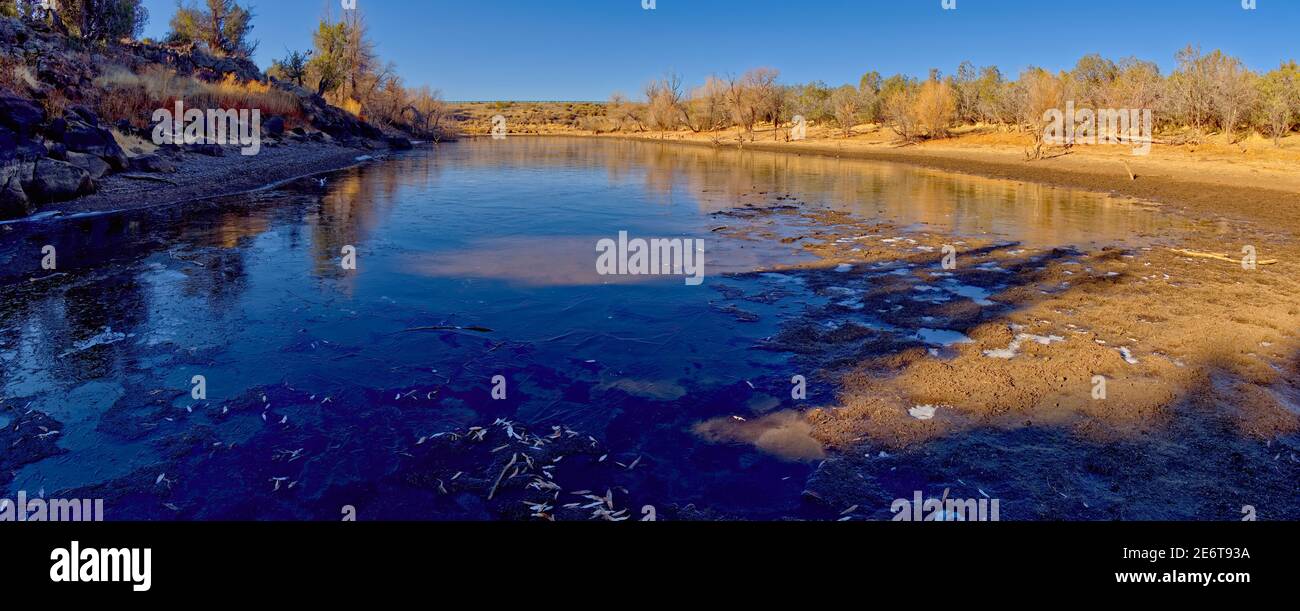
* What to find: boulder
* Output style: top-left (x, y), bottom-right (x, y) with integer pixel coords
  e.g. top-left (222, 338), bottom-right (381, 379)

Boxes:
top-left (67, 151), bottom-right (111, 179)
top-left (184, 143), bottom-right (224, 156)
top-left (387, 136), bottom-right (413, 150)
top-left (0, 126), bottom-right (15, 162)
top-left (23, 158), bottom-right (93, 203)
top-left (45, 117), bottom-right (67, 141)
top-left (0, 96), bottom-right (45, 138)
top-left (67, 105), bottom-right (99, 126)
top-left (14, 139), bottom-right (47, 161)
top-left (61, 117), bottom-right (129, 170)
top-left (128, 153), bottom-right (175, 173)
top-left (264, 116), bottom-right (285, 138)
top-left (0, 174), bottom-right (31, 220)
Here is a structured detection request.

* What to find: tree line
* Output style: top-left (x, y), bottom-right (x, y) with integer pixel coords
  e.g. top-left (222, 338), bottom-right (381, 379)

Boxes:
top-left (611, 47), bottom-right (1300, 148)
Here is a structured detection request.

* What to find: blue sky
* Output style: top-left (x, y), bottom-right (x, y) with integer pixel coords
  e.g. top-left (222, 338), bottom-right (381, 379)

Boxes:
top-left (138, 0), bottom-right (1300, 101)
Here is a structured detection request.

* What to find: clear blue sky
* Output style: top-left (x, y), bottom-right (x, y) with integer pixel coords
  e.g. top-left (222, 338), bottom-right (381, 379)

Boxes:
top-left (138, 0), bottom-right (1300, 101)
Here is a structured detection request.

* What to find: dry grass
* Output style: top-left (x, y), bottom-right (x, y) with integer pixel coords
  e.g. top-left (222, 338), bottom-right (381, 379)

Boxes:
top-left (338, 97), bottom-right (363, 118)
top-left (0, 56), bottom-right (38, 95)
top-left (94, 65), bottom-right (304, 129)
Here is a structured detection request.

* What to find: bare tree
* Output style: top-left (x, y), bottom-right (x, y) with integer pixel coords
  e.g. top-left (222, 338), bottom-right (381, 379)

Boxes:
top-left (1167, 45), bottom-right (1215, 132)
top-left (1256, 61), bottom-right (1300, 146)
top-left (644, 73), bottom-right (684, 137)
top-left (1018, 68), bottom-right (1064, 159)
top-left (1206, 51), bottom-right (1257, 143)
top-left (724, 68), bottom-right (778, 141)
top-left (830, 85), bottom-right (861, 137)
top-left (684, 76), bottom-right (728, 132)
top-left (880, 76), bottom-right (918, 140)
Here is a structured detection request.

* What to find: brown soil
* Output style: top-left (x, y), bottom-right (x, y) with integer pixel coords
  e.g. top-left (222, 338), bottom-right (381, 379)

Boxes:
top-left (668, 132), bottom-right (1300, 519)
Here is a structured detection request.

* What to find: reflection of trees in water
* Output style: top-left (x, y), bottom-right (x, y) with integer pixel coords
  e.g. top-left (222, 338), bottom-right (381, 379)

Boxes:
top-left (307, 153), bottom-right (444, 285)
top-left (452, 138), bottom-right (1166, 246)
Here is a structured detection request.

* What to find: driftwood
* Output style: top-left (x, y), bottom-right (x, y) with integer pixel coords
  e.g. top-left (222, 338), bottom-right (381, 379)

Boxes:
top-left (1168, 248), bottom-right (1279, 266)
top-left (486, 453), bottom-right (518, 500)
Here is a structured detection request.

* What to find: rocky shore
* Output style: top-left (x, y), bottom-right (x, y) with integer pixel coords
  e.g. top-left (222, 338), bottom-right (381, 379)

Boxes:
top-left (0, 17), bottom-right (421, 221)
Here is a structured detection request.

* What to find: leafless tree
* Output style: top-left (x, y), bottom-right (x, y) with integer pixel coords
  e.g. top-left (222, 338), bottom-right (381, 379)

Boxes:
top-left (1207, 52), bottom-right (1257, 143)
top-left (830, 85), bottom-right (861, 137)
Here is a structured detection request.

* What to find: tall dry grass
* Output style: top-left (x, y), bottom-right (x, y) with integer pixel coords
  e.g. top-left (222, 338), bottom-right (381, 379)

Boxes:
top-left (94, 65), bottom-right (303, 129)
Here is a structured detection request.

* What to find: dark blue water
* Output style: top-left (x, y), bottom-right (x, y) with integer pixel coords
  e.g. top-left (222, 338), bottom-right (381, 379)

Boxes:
top-left (0, 138), bottom-right (1165, 520)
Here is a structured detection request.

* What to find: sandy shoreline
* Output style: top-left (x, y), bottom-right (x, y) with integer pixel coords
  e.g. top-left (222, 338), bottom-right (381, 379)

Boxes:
top-left (589, 132), bottom-right (1300, 231)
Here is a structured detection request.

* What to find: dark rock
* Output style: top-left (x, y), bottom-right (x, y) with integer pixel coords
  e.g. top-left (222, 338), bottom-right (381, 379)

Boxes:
top-left (155, 143), bottom-right (186, 158)
top-left (61, 118), bottom-right (129, 170)
top-left (0, 96), bottom-right (45, 138)
top-left (68, 105), bottom-right (99, 126)
top-left (0, 174), bottom-right (31, 220)
top-left (46, 142), bottom-right (67, 160)
top-left (0, 127), bottom-right (15, 162)
top-left (23, 158), bottom-right (93, 203)
top-left (14, 139), bottom-right (47, 161)
top-left (185, 143), bottom-right (225, 156)
top-left (115, 119), bottom-right (138, 137)
top-left (264, 116), bottom-right (285, 138)
top-left (387, 136), bottom-right (413, 150)
top-left (67, 151), bottom-right (111, 180)
top-left (45, 117), bottom-right (67, 141)
top-left (129, 153), bottom-right (176, 173)
top-left (291, 127), bottom-right (307, 136)
top-left (359, 122), bottom-right (384, 140)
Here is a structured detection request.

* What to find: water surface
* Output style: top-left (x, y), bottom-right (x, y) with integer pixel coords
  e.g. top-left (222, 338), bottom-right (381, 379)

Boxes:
top-left (0, 137), bottom-right (1169, 519)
